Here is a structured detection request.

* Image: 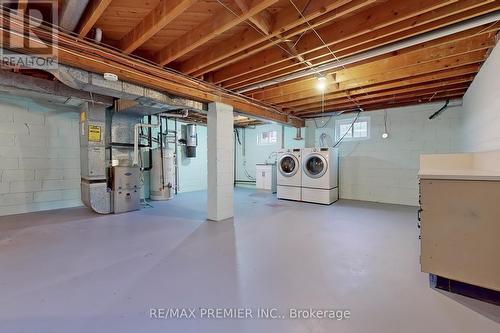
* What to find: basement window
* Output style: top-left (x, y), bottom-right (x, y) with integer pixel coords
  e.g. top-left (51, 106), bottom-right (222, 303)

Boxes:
top-left (257, 130), bottom-right (278, 145)
top-left (335, 116), bottom-right (370, 141)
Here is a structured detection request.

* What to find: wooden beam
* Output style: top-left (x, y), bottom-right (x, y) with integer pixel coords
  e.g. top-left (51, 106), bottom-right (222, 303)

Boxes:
top-left (77, 0), bottom-right (113, 37)
top-left (176, 0), bottom-right (365, 75)
top-left (234, 0), bottom-right (273, 35)
top-left (295, 90), bottom-right (467, 116)
top-left (0, 8), bottom-right (303, 126)
top-left (153, 0), bottom-right (279, 66)
top-left (249, 47), bottom-right (488, 101)
top-left (17, 0), bottom-right (28, 12)
top-left (340, 50), bottom-right (487, 90)
top-left (118, 0), bottom-right (197, 54)
top-left (286, 81), bottom-right (473, 112)
top-left (222, 4), bottom-right (500, 89)
top-left (211, 0), bottom-right (460, 84)
top-left (263, 65), bottom-right (479, 105)
top-left (280, 72), bottom-right (477, 109)
top-left (262, 32), bottom-right (495, 105)
top-left (299, 96), bottom-right (461, 116)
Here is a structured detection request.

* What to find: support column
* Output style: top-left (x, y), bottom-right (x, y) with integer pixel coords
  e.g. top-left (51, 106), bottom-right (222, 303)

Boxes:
top-left (207, 102), bottom-right (234, 221)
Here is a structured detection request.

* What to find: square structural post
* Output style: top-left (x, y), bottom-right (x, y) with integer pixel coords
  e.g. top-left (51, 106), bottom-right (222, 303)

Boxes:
top-left (207, 102), bottom-right (234, 221)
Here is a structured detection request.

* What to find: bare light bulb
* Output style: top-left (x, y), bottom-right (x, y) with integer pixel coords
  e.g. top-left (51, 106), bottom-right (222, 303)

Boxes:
top-left (316, 76), bottom-right (327, 92)
top-left (382, 132), bottom-right (389, 139)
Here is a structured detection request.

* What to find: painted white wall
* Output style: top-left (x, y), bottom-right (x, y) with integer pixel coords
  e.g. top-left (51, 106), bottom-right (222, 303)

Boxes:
top-left (235, 124), bottom-right (305, 183)
top-left (461, 42), bottom-right (500, 152)
top-left (144, 119), bottom-right (208, 195)
top-left (176, 123), bottom-right (208, 193)
top-left (306, 103), bottom-right (464, 206)
top-left (0, 96), bottom-right (82, 216)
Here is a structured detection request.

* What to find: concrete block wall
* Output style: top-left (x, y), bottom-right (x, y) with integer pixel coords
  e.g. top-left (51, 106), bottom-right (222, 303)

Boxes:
top-left (0, 97), bottom-right (82, 216)
top-left (306, 103), bottom-right (464, 206)
top-left (461, 42), bottom-right (500, 152)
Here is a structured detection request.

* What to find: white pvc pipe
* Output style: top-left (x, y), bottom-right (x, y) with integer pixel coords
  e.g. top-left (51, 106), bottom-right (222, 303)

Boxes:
top-left (133, 123), bottom-right (158, 166)
top-left (94, 28), bottom-right (103, 43)
top-left (237, 12), bottom-right (500, 93)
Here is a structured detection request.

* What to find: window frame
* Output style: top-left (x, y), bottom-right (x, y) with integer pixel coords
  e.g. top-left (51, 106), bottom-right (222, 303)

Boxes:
top-left (335, 116), bottom-right (370, 142)
top-left (257, 130), bottom-right (278, 145)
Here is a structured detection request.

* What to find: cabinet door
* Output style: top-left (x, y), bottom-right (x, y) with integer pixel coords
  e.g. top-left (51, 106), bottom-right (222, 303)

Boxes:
top-left (255, 167), bottom-right (264, 189)
top-left (420, 179), bottom-right (500, 291)
top-left (263, 171), bottom-right (272, 190)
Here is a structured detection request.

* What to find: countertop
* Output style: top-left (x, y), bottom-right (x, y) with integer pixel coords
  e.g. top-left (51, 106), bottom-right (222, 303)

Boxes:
top-left (418, 169), bottom-right (500, 181)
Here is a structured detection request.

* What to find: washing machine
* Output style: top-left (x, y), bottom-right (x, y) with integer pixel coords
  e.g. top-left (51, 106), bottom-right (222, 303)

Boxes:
top-left (301, 147), bottom-right (339, 205)
top-left (277, 148), bottom-right (302, 201)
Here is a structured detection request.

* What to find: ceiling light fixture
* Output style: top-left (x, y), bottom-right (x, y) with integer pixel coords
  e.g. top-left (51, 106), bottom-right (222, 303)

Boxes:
top-left (316, 76), bottom-right (327, 92)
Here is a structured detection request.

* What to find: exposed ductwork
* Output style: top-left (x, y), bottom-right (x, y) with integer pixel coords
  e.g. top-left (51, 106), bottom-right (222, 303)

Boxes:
top-left (0, 69), bottom-right (112, 107)
top-left (59, 0), bottom-right (90, 32)
top-left (49, 64), bottom-right (206, 115)
top-left (157, 109), bottom-right (190, 118)
top-left (80, 103), bottom-right (112, 214)
top-left (237, 12), bottom-right (500, 93)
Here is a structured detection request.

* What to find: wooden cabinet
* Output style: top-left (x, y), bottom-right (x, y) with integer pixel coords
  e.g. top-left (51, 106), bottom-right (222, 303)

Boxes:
top-left (419, 178), bottom-right (500, 291)
top-left (418, 151), bottom-right (500, 292)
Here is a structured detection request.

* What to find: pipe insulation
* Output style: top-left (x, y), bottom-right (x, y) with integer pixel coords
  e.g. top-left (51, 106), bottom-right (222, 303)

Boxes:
top-left (237, 12), bottom-right (500, 93)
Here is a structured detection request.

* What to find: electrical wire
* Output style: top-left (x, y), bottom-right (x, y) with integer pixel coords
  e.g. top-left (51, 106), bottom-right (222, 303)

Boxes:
top-left (288, 0), bottom-right (373, 109)
top-left (383, 109), bottom-right (388, 134)
top-left (214, 0), bottom-right (323, 77)
top-left (234, 129), bottom-right (255, 181)
top-left (0, 6), bottom-right (301, 122)
top-left (333, 110), bottom-right (361, 147)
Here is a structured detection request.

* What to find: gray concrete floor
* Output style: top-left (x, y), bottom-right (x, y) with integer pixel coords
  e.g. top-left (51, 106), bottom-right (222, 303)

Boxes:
top-left (0, 188), bottom-right (498, 333)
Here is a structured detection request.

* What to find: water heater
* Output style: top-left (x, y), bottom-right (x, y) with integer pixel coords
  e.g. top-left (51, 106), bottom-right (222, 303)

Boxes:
top-left (186, 124), bottom-right (197, 158)
top-left (150, 148), bottom-right (176, 201)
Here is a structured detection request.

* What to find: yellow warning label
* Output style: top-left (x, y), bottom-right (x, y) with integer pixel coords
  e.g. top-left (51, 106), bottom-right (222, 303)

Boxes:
top-left (88, 125), bottom-right (102, 142)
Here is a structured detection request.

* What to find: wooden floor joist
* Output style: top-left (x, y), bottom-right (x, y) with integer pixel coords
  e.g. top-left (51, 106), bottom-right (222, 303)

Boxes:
top-left (118, 0), bottom-right (198, 54)
top-left (0, 9), bottom-right (304, 127)
top-left (2, 0), bottom-right (499, 119)
top-left (212, 0), bottom-right (466, 85)
top-left (77, 0), bottom-right (113, 37)
top-left (217, 0), bottom-right (500, 89)
top-left (152, 0), bottom-right (280, 66)
top-left (296, 90), bottom-right (467, 116)
top-left (223, 10), bottom-right (500, 90)
top-left (290, 83), bottom-right (471, 115)
top-left (266, 65), bottom-right (480, 107)
top-left (283, 76), bottom-right (475, 112)
top-left (176, 0), bottom-right (366, 75)
top-left (248, 44), bottom-right (491, 102)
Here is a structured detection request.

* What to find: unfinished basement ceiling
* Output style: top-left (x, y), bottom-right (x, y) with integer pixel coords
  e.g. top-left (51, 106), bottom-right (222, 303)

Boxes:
top-left (5, 0), bottom-right (500, 120)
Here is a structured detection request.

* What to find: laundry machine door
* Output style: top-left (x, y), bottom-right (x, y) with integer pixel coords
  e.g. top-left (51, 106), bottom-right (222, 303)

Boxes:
top-left (278, 154), bottom-right (299, 177)
top-left (303, 154), bottom-right (328, 179)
